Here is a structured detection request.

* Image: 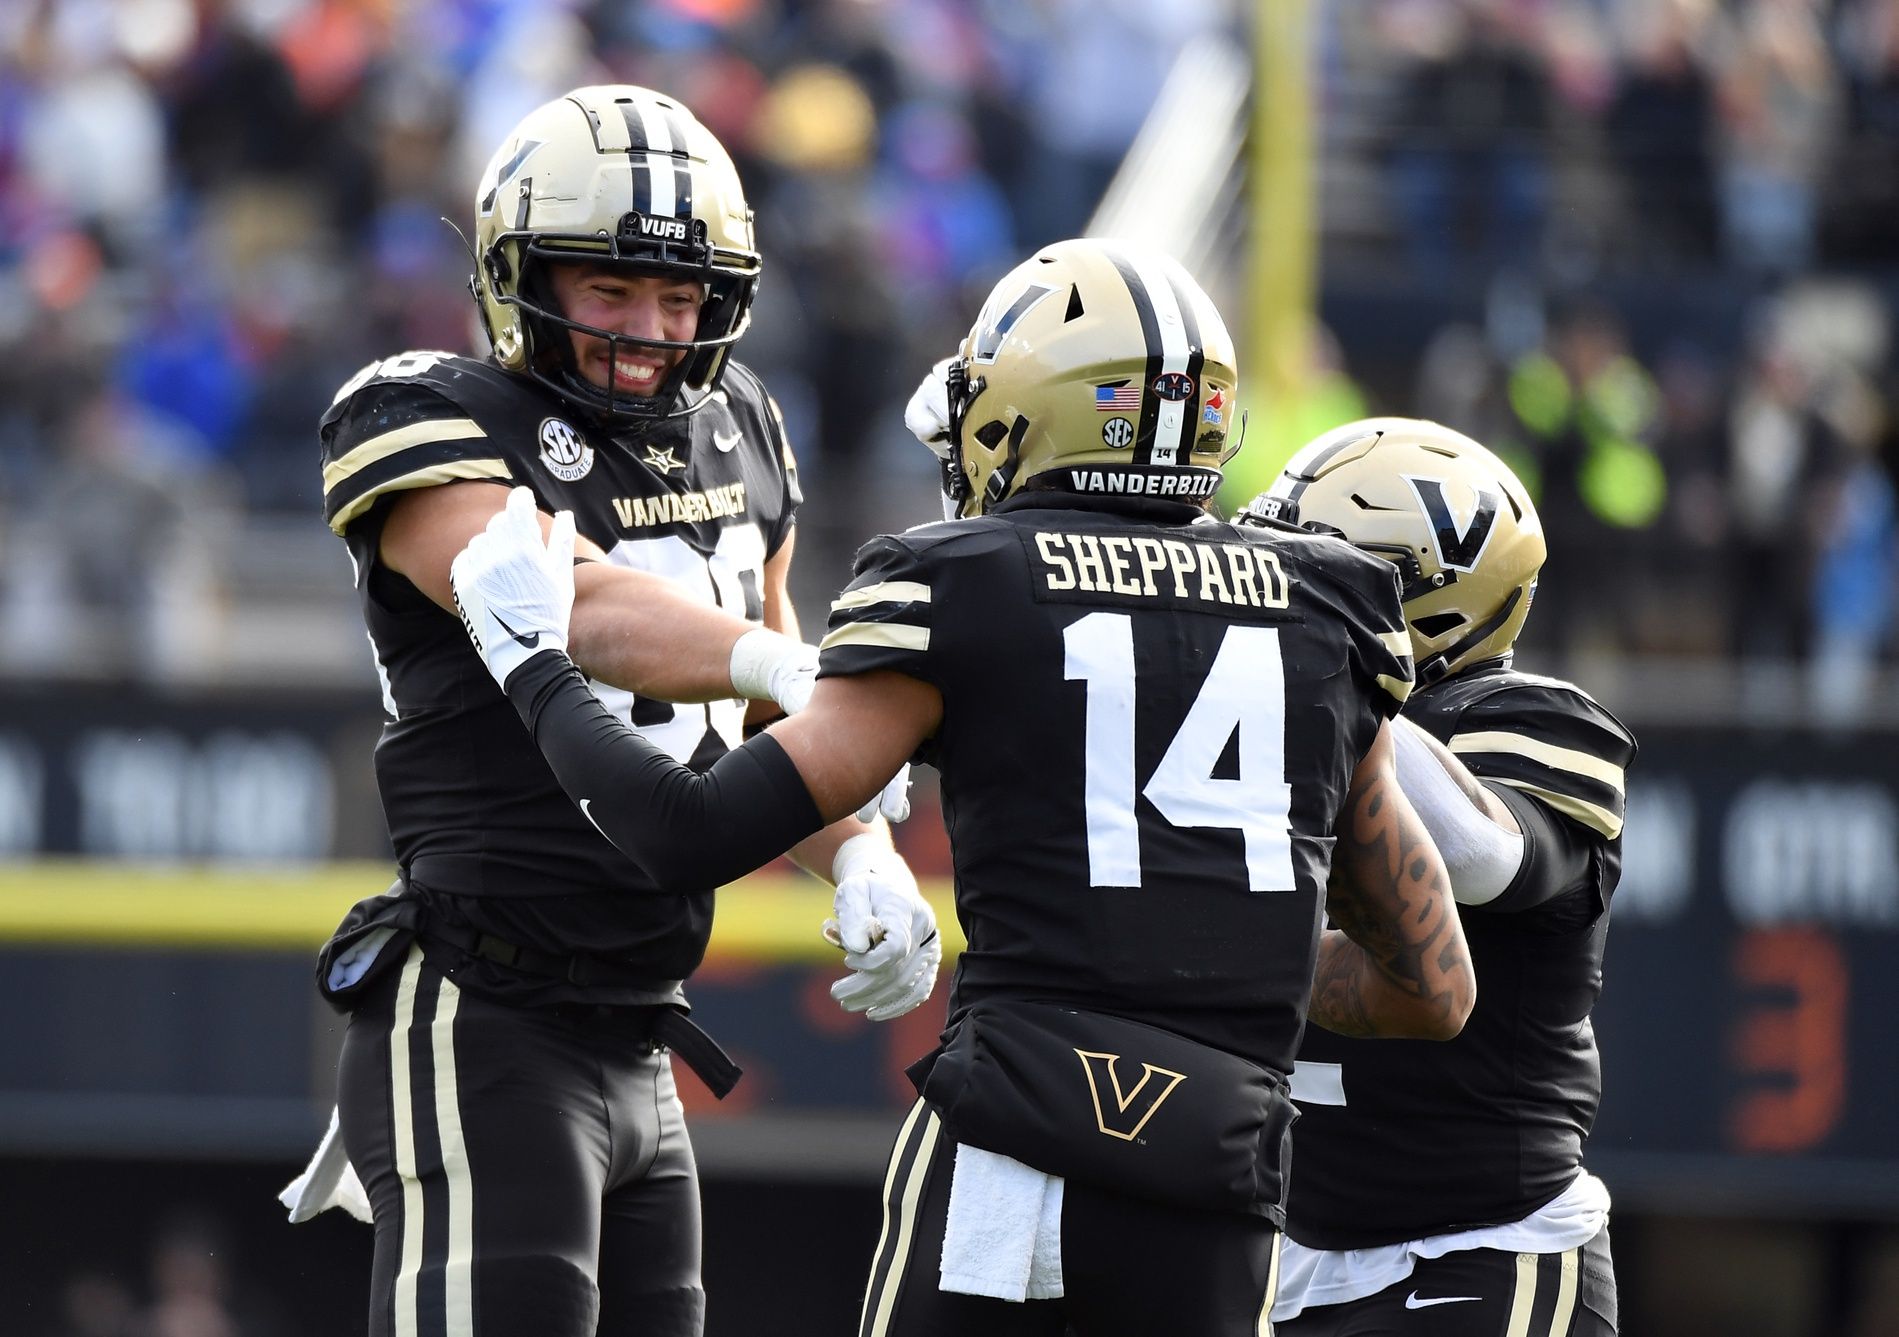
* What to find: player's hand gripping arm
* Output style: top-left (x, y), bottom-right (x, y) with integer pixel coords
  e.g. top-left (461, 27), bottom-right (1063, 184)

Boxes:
top-left (384, 480), bottom-right (905, 822)
top-left (1311, 721), bottom-right (1476, 1040)
top-left (451, 491), bottom-right (943, 1015)
top-left (382, 480), bottom-right (815, 712)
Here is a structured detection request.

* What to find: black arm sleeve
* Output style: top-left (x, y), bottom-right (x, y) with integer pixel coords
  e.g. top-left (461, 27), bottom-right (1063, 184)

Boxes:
top-left (504, 651), bottom-right (825, 889)
top-left (1482, 781), bottom-right (1600, 916)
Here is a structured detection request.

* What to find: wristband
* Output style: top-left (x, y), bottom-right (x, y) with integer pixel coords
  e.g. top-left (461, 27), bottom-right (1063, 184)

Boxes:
top-left (729, 627), bottom-right (814, 710)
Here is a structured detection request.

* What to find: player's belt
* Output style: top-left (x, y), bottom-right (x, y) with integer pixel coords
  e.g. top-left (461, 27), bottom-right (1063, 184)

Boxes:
top-left (420, 920), bottom-right (744, 1098)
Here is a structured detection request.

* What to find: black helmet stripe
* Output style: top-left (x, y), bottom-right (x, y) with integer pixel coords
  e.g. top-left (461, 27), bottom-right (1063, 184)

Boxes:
top-left (616, 99), bottom-right (687, 218)
top-left (617, 102), bottom-right (649, 151)
top-left (1104, 250), bottom-right (1165, 465)
top-left (1106, 248), bottom-right (1194, 467)
top-left (1277, 427), bottom-right (1385, 510)
top-left (618, 102), bottom-right (653, 214)
top-left (659, 104), bottom-right (696, 218)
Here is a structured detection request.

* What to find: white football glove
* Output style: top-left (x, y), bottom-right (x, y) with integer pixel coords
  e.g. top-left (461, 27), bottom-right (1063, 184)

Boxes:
top-left (866, 768), bottom-right (912, 825)
top-left (728, 628), bottom-right (912, 824)
top-left (905, 356), bottom-right (964, 522)
top-left (822, 835), bottom-right (940, 1021)
top-left (904, 356), bottom-right (956, 460)
top-left (450, 487), bottom-right (575, 687)
top-left (729, 628), bottom-right (819, 715)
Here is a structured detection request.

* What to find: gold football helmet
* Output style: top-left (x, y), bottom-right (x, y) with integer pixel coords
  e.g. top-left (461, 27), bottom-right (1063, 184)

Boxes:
top-left (944, 239), bottom-right (1240, 518)
top-left (1245, 417), bottom-right (1546, 683)
top-left (470, 84), bottom-right (761, 421)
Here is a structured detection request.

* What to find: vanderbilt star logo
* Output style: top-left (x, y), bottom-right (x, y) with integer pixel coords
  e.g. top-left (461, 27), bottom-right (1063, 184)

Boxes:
top-left (641, 445), bottom-right (685, 474)
top-left (1074, 1049), bottom-right (1187, 1141)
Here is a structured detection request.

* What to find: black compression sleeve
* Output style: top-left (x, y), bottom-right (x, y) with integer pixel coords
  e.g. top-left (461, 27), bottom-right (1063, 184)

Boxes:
top-left (503, 650), bottom-right (826, 889)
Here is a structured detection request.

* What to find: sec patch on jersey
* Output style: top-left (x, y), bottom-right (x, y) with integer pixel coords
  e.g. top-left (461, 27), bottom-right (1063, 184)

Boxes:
top-left (538, 416), bottom-right (595, 481)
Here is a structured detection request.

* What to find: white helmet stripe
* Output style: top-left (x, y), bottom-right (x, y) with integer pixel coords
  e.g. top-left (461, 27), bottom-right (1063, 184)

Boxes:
top-left (1113, 248), bottom-right (1193, 468)
top-left (637, 102), bottom-right (676, 218)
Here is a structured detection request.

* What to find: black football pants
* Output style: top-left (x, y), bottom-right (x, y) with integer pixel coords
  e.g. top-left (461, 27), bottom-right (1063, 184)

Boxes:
top-left (1277, 1226), bottom-right (1616, 1337)
top-left (858, 1100), bottom-right (1282, 1337)
top-left (337, 944), bottom-right (704, 1337)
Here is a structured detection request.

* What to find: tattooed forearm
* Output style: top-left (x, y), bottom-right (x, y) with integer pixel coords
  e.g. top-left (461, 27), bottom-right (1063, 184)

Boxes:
top-left (1310, 929), bottom-right (1380, 1037)
top-left (1311, 755), bottom-right (1474, 1039)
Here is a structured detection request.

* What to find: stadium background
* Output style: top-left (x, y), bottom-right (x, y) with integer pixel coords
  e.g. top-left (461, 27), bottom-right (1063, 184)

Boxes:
top-left (2, 0), bottom-right (1897, 1332)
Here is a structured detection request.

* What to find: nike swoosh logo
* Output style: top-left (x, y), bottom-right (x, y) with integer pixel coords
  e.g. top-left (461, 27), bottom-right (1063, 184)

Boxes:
top-left (491, 610), bottom-right (539, 649)
top-left (713, 429), bottom-right (742, 453)
top-left (579, 798), bottom-right (605, 834)
top-left (1404, 1293), bottom-right (1482, 1310)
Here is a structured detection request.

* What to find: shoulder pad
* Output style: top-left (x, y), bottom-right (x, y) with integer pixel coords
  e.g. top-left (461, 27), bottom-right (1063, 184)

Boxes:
top-left (1425, 668), bottom-right (1636, 839)
top-left (324, 351), bottom-right (492, 418)
top-left (319, 352), bottom-right (518, 536)
top-left (818, 532), bottom-right (940, 685)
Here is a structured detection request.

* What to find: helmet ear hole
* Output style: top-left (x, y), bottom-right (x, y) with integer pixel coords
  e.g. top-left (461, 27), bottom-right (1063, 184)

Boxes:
top-left (1412, 612), bottom-right (1465, 638)
top-left (973, 420), bottom-right (1010, 448)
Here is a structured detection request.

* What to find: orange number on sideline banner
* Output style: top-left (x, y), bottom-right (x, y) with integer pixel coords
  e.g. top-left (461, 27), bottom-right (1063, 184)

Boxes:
top-left (1728, 928), bottom-right (1847, 1153)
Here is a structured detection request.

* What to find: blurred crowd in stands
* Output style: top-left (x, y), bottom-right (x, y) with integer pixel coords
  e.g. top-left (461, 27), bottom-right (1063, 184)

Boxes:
top-left (0, 0), bottom-right (1894, 703)
top-left (44, 1208), bottom-right (285, 1337)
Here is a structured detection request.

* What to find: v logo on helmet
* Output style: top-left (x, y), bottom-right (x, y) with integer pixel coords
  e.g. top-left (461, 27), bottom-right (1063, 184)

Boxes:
top-left (1404, 475), bottom-right (1500, 573)
top-left (970, 283), bottom-right (1056, 364)
top-left (1075, 1050), bottom-right (1188, 1141)
top-left (478, 138), bottom-right (544, 216)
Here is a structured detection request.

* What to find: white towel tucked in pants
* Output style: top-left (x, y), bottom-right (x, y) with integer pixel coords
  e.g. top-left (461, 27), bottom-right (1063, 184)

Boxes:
top-left (939, 1143), bottom-right (1065, 1301)
top-left (279, 1105), bottom-right (372, 1224)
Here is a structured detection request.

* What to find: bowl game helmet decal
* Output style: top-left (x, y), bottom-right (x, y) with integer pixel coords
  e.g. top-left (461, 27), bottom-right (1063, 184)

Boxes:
top-left (944, 239), bottom-right (1240, 518)
top-left (471, 84), bottom-right (761, 423)
top-left (1249, 417), bottom-right (1547, 684)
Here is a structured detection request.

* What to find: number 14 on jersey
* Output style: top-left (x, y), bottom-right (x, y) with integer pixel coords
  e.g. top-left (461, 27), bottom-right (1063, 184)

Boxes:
top-left (1063, 612), bottom-right (1296, 892)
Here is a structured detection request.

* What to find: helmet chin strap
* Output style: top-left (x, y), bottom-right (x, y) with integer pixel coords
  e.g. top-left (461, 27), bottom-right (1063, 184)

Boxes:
top-left (943, 359), bottom-right (982, 512)
top-left (519, 297), bottom-right (717, 423)
top-left (980, 417), bottom-right (1032, 512)
top-left (1416, 585), bottom-right (1524, 684)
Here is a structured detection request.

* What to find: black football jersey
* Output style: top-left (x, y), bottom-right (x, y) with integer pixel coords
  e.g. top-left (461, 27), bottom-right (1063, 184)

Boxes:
top-left (1286, 662), bottom-right (1638, 1250)
top-left (318, 351), bottom-right (800, 993)
top-left (817, 493), bottom-right (1413, 1075)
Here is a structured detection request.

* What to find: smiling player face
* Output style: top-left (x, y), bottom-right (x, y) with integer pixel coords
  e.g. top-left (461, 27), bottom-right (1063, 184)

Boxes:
top-left (548, 262), bottom-right (707, 397)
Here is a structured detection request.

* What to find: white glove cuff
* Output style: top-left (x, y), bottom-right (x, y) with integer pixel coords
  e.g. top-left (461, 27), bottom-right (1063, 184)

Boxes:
top-left (729, 627), bottom-right (813, 711)
top-left (1391, 721), bottom-right (1525, 905)
top-left (833, 832), bottom-right (905, 888)
top-left (487, 635), bottom-right (564, 689)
